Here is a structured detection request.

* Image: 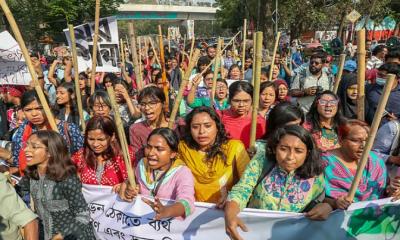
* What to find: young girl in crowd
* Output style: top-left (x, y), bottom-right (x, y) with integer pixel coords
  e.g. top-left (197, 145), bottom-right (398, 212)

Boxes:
top-left (13, 90), bottom-right (84, 175)
top-left (303, 91), bottom-right (344, 152)
top-left (88, 90), bottom-right (113, 118)
top-left (179, 107), bottom-right (250, 205)
top-left (225, 125), bottom-right (328, 239)
top-left (258, 81), bottom-right (276, 119)
top-left (17, 130), bottom-right (95, 240)
top-left (55, 82), bottom-right (89, 127)
top-left (129, 86), bottom-right (172, 161)
top-left (72, 116), bottom-right (135, 186)
top-left (218, 81), bottom-right (266, 148)
top-left (118, 128), bottom-right (195, 220)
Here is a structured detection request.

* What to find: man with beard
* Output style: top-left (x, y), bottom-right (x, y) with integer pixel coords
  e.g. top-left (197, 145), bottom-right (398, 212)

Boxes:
top-left (290, 52), bottom-right (334, 112)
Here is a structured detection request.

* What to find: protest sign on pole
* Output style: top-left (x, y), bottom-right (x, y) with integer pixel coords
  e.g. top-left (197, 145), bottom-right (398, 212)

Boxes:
top-left (64, 16), bottom-right (120, 75)
top-left (0, 31), bottom-right (30, 85)
top-left (83, 184), bottom-right (400, 240)
top-left (187, 20), bottom-right (195, 40)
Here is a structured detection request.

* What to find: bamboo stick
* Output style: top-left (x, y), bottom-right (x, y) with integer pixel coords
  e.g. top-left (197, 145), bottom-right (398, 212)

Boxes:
top-left (241, 19), bottom-right (247, 79)
top-left (168, 49), bottom-right (201, 129)
top-left (251, 33), bottom-right (257, 85)
top-left (158, 25), bottom-right (170, 113)
top-left (68, 24), bottom-right (86, 132)
top-left (138, 36), bottom-right (143, 85)
top-left (0, 0), bottom-right (58, 132)
top-left (106, 86), bottom-right (136, 188)
top-left (90, 0), bottom-right (101, 94)
top-left (148, 37), bottom-right (161, 65)
top-left (333, 54), bottom-right (346, 94)
top-left (269, 32), bottom-right (281, 81)
top-left (144, 37), bottom-right (148, 60)
top-left (347, 74), bottom-right (396, 201)
top-left (189, 37), bottom-right (195, 63)
top-left (211, 38), bottom-right (223, 106)
top-left (120, 38), bottom-right (125, 63)
top-left (128, 22), bottom-right (143, 90)
top-left (249, 32), bottom-right (263, 150)
top-left (357, 29), bottom-right (366, 121)
top-left (167, 29), bottom-right (171, 53)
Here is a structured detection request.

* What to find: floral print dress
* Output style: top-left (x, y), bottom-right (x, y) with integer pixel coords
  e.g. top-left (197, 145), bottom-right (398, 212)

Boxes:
top-left (228, 141), bottom-right (325, 212)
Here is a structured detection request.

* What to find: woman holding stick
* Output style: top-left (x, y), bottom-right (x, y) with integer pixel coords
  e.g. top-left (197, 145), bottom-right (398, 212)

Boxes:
top-left (303, 91), bottom-right (345, 152)
top-left (12, 90), bottom-right (84, 176)
top-left (225, 125), bottom-right (330, 240)
top-left (218, 81), bottom-right (266, 149)
top-left (322, 119), bottom-right (400, 209)
top-left (17, 130), bottom-right (95, 240)
top-left (118, 128), bottom-right (195, 220)
top-left (71, 116), bottom-right (135, 186)
top-left (178, 106), bottom-right (250, 205)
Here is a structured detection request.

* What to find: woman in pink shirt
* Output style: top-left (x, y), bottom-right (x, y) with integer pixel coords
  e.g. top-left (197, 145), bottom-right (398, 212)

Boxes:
top-left (218, 81), bottom-right (266, 149)
top-left (118, 128), bottom-right (195, 220)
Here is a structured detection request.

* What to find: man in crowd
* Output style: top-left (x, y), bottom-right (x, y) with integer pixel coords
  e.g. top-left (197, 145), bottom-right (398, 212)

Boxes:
top-left (367, 44), bottom-right (388, 70)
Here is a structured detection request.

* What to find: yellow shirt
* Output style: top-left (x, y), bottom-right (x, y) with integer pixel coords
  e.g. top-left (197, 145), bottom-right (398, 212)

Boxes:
top-left (178, 140), bottom-right (250, 203)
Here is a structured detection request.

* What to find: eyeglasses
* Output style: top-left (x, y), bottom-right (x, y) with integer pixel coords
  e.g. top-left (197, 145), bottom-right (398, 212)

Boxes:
top-left (231, 99), bottom-right (252, 105)
top-left (204, 77), bottom-right (213, 81)
top-left (310, 61), bottom-right (322, 66)
top-left (93, 104), bottom-right (109, 110)
top-left (318, 99), bottom-right (338, 106)
top-left (217, 86), bottom-right (227, 90)
top-left (139, 101), bottom-right (160, 108)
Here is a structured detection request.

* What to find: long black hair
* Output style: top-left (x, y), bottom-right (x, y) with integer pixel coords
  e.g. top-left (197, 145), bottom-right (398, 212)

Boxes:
top-left (306, 90), bottom-right (345, 134)
top-left (183, 106), bottom-right (228, 163)
top-left (267, 125), bottom-right (324, 179)
top-left (228, 81), bottom-right (253, 102)
top-left (54, 82), bottom-right (80, 126)
top-left (265, 102), bottom-right (305, 136)
top-left (147, 128), bottom-right (179, 153)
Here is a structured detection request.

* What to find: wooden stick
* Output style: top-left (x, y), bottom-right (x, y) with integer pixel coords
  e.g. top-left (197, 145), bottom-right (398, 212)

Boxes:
top-left (158, 25), bottom-right (169, 113)
top-left (144, 37), bottom-right (148, 60)
top-left (251, 33), bottom-right (257, 85)
top-left (90, 0), bottom-right (101, 94)
top-left (249, 32), bottom-right (263, 150)
top-left (241, 19), bottom-right (247, 79)
top-left (347, 74), bottom-right (396, 201)
top-left (120, 38), bottom-right (126, 63)
top-left (357, 29), bottom-right (366, 121)
top-left (167, 29), bottom-right (171, 53)
top-left (128, 22), bottom-right (143, 90)
top-left (106, 86), bottom-right (136, 188)
top-left (0, 0), bottom-right (58, 132)
top-left (138, 37), bottom-right (143, 86)
top-left (333, 54), bottom-right (346, 94)
top-left (68, 24), bottom-right (86, 132)
top-left (189, 37), bottom-right (195, 63)
top-left (269, 32), bottom-right (281, 81)
top-left (211, 38), bottom-right (223, 106)
top-left (168, 49), bottom-right (201, 129)
top-left (148, 37), bottom-right (160, 66)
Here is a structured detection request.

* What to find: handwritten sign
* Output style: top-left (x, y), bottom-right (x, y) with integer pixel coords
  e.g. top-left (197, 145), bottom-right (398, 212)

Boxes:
top-left (64, 16), bottom-right (120, 73)
top-left (83, 184), bottom-right (400, 240)
top-left (0, 31), bottom-right (30, 85)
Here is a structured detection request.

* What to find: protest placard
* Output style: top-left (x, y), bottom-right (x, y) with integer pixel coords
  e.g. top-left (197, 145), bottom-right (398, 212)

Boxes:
top-left (0, 31), bottom-right (30, 85)
top-left (83, 184), bottom-right (400, 240)
top-left (64, 16), bottom-right (120, 73)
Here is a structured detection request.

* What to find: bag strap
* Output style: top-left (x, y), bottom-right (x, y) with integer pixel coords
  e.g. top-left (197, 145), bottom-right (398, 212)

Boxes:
top-left (390, 120), bottom-right (400, 156)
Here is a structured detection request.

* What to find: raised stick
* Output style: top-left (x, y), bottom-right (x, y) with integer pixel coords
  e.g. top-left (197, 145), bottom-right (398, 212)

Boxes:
top-left (241, 19), bottom-right (247, 79)
top-left (249, 32), bottom-right (263, 150)
top-left (158, 25), bottom-right (169, 113)
top-left (107, 86), bottom-right (136, 187)
top-left (148, 37), bottom-right (160, 65)
top-left (268, 32), bottom-right (281, 81)
top-left (128, 22), bottom-right (143, 90)
top-left (357, 29), bottom-right (366, 121)
top-left (68, 24), bottom-right (86, 132)
top-left (333, 54), bottom-right (346, 94)
top-left (189, 36), bottom-right (195, 63)
top-left (0, 0), bottom-right (58, 132)
top-left (347, 74), bottom-right (396, 201)
top-left (211, 38), bottom-right (223, 106)
top-left (168, 49), bottom-right (201, 129)
top-left (90, 0), bottom-right (101, 94)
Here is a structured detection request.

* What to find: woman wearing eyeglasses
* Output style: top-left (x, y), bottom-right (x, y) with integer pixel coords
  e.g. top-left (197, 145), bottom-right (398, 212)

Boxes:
top-left (303, 90), bottom-right (345, 152)
top-left (129, 86), bottom-right (171, 161)
top-left (88, 90), bottom-right (112, 118)
top-left (218, 81), bottom-right (266, 149)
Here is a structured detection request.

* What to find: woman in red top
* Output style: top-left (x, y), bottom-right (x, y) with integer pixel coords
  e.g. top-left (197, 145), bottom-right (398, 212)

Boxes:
top-left (72, 116), bottom-right (134, 186)
top-left (218, 81), bottom-right (266, 149)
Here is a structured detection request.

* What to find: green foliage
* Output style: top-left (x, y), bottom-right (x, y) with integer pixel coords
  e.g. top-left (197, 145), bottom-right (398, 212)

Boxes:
top-left (3, 0), bottom-right (124, 48)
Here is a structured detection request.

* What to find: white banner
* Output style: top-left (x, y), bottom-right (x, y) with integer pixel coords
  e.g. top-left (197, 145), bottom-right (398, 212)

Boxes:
top-left (0, 31), bottom-right (30, 85)
top-left (64, 16), bottom-right (120, 73)
top-left (83, 184), bottom-right (400, 240)
top-left (187, 20), bottom-right (194, 40)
